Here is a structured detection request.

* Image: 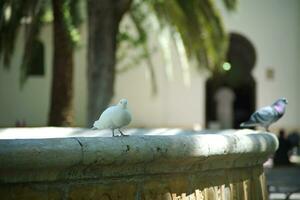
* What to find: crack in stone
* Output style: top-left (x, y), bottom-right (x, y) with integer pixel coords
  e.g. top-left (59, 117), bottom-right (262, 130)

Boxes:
top-left (72, 137), bottom-right (84, 164)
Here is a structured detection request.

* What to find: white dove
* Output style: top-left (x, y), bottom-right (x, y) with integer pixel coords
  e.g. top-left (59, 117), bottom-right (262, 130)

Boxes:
top-left (93, 99), bottom-right (132, 137)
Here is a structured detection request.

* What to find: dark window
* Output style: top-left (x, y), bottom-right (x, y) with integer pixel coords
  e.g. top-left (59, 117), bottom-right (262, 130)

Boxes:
top-left (27, 39), bottom-right (45, 76)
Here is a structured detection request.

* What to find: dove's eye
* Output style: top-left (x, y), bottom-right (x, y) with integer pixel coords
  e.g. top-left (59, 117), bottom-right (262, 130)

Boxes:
top-left (120, 100), bottom-right (126, 105)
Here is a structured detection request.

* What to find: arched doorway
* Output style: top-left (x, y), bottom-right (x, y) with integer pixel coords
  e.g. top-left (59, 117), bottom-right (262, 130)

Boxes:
top-left (205, 33), bottom-right (256, 129)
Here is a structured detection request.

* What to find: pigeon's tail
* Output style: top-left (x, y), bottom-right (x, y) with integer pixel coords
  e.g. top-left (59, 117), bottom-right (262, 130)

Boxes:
top-left (240, 121), bottom-right (258, 128)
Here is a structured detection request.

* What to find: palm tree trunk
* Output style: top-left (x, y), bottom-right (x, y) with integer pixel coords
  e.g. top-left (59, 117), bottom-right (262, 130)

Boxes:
top-left (87, 0), bottom-right (131, 127)
top-left (48, 0), bottom-right (74, 126)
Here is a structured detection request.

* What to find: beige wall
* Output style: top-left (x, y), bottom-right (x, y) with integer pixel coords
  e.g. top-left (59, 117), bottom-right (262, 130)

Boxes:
top-left (0, 0), bottom-right (299, 130)
top-left (0, 26), bottom-right (52, 127)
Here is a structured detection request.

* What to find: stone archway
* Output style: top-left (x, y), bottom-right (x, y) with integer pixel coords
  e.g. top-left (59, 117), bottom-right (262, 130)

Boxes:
top-left (205, 33), bottom-right (256, 129)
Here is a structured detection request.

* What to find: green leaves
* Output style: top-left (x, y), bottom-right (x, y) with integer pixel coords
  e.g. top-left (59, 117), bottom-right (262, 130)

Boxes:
top-left (150, 0), bottom-right (231, 71)
top-left (222, 0), bottom-right (238, 11)
top-left (118, 0), bottom-right (238, 70)
top-left (0, 0), bottom-right (32, 67)
top-left (0, 0), bottom-right (82, 87)
top-left (1, 0), bottom-right (237, 89)
top-left (62, 0), bottom-right (81, 45)
top-left (117, 0), bottom-right (237, 95)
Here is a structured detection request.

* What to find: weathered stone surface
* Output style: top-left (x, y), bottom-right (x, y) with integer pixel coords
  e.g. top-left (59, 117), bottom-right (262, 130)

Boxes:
top-left (0, 138), bottom-right (82, 169)
top-left (68, 182), bottom-right (137, 200)
top-left (0, 128), bottom-right (278, 183)
top-left (0, 184), bottom-right (61, 200)
top-left (0, 128), bottom-right (277, 199)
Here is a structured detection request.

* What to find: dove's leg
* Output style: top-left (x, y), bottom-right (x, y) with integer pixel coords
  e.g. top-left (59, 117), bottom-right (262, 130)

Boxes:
top-left (118, 129), bottom-right (128, 136)
top-left (265, 126), bottom-right (270, 132)
top-left (112, 129), bottom-right (115, 137)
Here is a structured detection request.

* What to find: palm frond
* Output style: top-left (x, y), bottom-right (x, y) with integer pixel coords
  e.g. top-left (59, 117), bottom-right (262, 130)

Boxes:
top-left (129, 5), bottom-right (157, 95)
top-left (20, 0), bottom-right (46, 85)
top-left (0, 0), bottom-right (32, 67)
top-left (222, 0), bottom-right (238, 11)
top-left (117, 0), bottom-right (237, 95)
top-left (117, 1), bottom-right (158, 95)
top-left (0, 0), bottom-right (82, 86)
top-left (62, 0), bottom-right (82, 45)
top-left (148, 0), bottom-right (230, 71)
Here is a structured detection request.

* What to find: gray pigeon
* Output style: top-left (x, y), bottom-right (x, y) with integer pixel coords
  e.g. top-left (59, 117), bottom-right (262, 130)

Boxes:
top-left (240, 98), bottom-right (288, 131)
top-left (93, 99), bottom-right (132, 137)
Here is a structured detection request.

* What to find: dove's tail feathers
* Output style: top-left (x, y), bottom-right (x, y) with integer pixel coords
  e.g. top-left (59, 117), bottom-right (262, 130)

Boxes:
top-left (93, 120), bottom-right (105, 130)
top-left (240, 121), bottom-right (257, 128)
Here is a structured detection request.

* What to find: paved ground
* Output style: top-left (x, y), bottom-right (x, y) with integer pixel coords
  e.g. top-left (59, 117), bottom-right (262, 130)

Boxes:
top-left (270, 193), bottom-right (300, 200)
top-left (266, 166), bottom-right (300, 200)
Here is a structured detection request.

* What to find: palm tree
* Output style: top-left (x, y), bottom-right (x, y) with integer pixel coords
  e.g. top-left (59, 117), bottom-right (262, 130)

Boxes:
top-left (48, 0), bottom-right (81, 126)
top-left (86, 0), bottom-right (132, 126)
top-left (0, 0), bottom-right (81, 126)
top-left (86, 0), bottom-right (237, 126)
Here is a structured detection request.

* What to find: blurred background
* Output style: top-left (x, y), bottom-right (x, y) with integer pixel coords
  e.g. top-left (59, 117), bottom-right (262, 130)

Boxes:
top-left (0, 0), bottom-right (299, 132)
